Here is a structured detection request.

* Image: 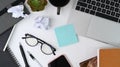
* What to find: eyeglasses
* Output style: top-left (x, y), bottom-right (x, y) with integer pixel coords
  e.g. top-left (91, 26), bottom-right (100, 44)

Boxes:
top-left (22, 33), bottom-right (56, 55)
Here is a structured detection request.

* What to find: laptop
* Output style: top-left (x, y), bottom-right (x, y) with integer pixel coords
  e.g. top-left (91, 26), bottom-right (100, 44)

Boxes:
top-left (68, 0), bottom-right (120, 46)
top-left (0, 0), bottom-right (30, 51)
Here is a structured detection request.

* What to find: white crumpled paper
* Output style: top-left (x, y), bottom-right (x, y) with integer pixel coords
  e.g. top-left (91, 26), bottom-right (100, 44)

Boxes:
top-left (34, 16), bottom-right (50, 30)
top-left (7, 5), bottom-right (28, 18)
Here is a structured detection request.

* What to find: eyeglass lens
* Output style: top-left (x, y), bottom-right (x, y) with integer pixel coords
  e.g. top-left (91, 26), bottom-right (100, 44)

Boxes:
top-left (25, 37), bottom-right (38, 46)
top-left (41, 43), bottom-right (53, 55)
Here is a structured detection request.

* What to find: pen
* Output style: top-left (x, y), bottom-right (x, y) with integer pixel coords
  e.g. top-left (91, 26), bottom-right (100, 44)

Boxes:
top-left (28, 51), bottom-right (43, 67)
top-left (19, 43), bottom-right (30, 67)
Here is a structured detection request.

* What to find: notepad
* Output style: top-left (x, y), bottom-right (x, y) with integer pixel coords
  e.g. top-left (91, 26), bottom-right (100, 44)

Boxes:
top-left (99, 48), bottom-right (120, 67)
top-left (0, 47), bottom-right (19, 67)
top-left (55, 24), bottom-right (78, 47)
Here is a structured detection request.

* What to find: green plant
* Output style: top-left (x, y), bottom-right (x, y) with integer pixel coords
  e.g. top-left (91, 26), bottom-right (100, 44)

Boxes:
top-left (27, 0), bottom-right (47, 11)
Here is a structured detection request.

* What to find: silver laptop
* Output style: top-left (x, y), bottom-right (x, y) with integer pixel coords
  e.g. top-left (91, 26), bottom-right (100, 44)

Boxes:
top-left (68, 0), bottom-right (120, 46)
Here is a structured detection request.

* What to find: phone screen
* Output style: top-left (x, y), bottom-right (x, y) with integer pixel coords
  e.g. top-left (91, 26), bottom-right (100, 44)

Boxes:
top-left (48, 55), bottom-right (71, 67)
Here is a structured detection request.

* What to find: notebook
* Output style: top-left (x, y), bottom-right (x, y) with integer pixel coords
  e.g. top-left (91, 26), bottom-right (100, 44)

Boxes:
top-left (0, 0), bottom-right (30, 51)
top-left (0, 47), bottom-right (19, 67)
top-left (99, 48), bottom-right (120, 67)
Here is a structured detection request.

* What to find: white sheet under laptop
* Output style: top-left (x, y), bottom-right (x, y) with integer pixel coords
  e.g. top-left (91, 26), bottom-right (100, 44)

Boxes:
top-left (68, 0), bottom-right (120, 46)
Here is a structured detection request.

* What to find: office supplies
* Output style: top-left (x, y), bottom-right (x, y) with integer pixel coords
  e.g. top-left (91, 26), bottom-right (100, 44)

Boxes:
top-left (49, 0), bottom-right (70, 15)
top-left (34, 16), bottom-right (50, 30)
top-left (99, 48), bottom-right (120, 67)
top-left (55, 24), bottom-right (78, 47)
top-left (20, 43), bottom-right (30, 67)
top-left (48, 55), bottom-right (71, 67)
top-left (22, 33), bottom-right (56, 55)
top-left (7, 1), bottom-right (116, 66)
top-left (68, 0), bottom-right (120, 46)
top-left (28, 51), bottom-right (43, 67)
top-left (0, 47), bottom-right (19, 67)
top-left (0, 0), bottom-right (30, 51)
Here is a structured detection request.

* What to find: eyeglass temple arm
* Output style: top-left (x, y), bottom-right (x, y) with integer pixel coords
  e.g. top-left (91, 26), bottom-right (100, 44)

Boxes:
top-left (52, 50), bottom-right (56, 55)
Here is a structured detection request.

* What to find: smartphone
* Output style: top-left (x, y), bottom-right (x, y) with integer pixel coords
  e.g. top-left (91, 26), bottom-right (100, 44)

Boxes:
top-left (48, 55), bottom-right (71, 67)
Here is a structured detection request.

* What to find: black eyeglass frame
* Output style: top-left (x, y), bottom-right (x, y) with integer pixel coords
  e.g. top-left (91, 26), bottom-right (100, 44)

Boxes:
top-left (22, 33), bottom-right (56, 55)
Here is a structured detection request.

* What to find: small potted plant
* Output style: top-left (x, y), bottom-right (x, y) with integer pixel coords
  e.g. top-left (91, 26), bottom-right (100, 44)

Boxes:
top-left (27, 0), bottom-right (47, 11)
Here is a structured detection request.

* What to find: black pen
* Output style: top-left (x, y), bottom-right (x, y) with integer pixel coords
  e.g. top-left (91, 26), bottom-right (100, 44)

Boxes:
top-left (19, 43), bottom-right (30, 67)
top-left (28, 51), bottom-right (43, 67)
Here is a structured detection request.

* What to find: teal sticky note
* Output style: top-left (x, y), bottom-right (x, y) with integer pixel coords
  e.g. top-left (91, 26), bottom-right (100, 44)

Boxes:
top-left (55, 24), bottom-right (78, 47)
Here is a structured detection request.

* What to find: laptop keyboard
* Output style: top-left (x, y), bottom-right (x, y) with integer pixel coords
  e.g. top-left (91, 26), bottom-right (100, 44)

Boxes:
top-left (75, 0), bottom-right (120, 22)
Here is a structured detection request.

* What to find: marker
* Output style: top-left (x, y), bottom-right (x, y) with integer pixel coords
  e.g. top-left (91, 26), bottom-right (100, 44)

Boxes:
top-left (19, 43), bottom-right (30, 67)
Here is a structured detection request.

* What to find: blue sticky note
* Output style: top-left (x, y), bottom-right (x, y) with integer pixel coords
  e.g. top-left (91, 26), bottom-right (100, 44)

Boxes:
top-left (55, 24), bottom-right (78, 47)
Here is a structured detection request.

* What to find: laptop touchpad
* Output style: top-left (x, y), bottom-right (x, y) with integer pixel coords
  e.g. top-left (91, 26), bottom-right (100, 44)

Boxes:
top-left (86, 16), bottom-right (120, 46)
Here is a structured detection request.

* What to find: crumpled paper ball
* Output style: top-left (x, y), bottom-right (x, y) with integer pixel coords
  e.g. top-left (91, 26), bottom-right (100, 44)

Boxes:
top-left (7, 5), bottom-right (28, 18)
top-left (34, 16), bottom-right (50, 30)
